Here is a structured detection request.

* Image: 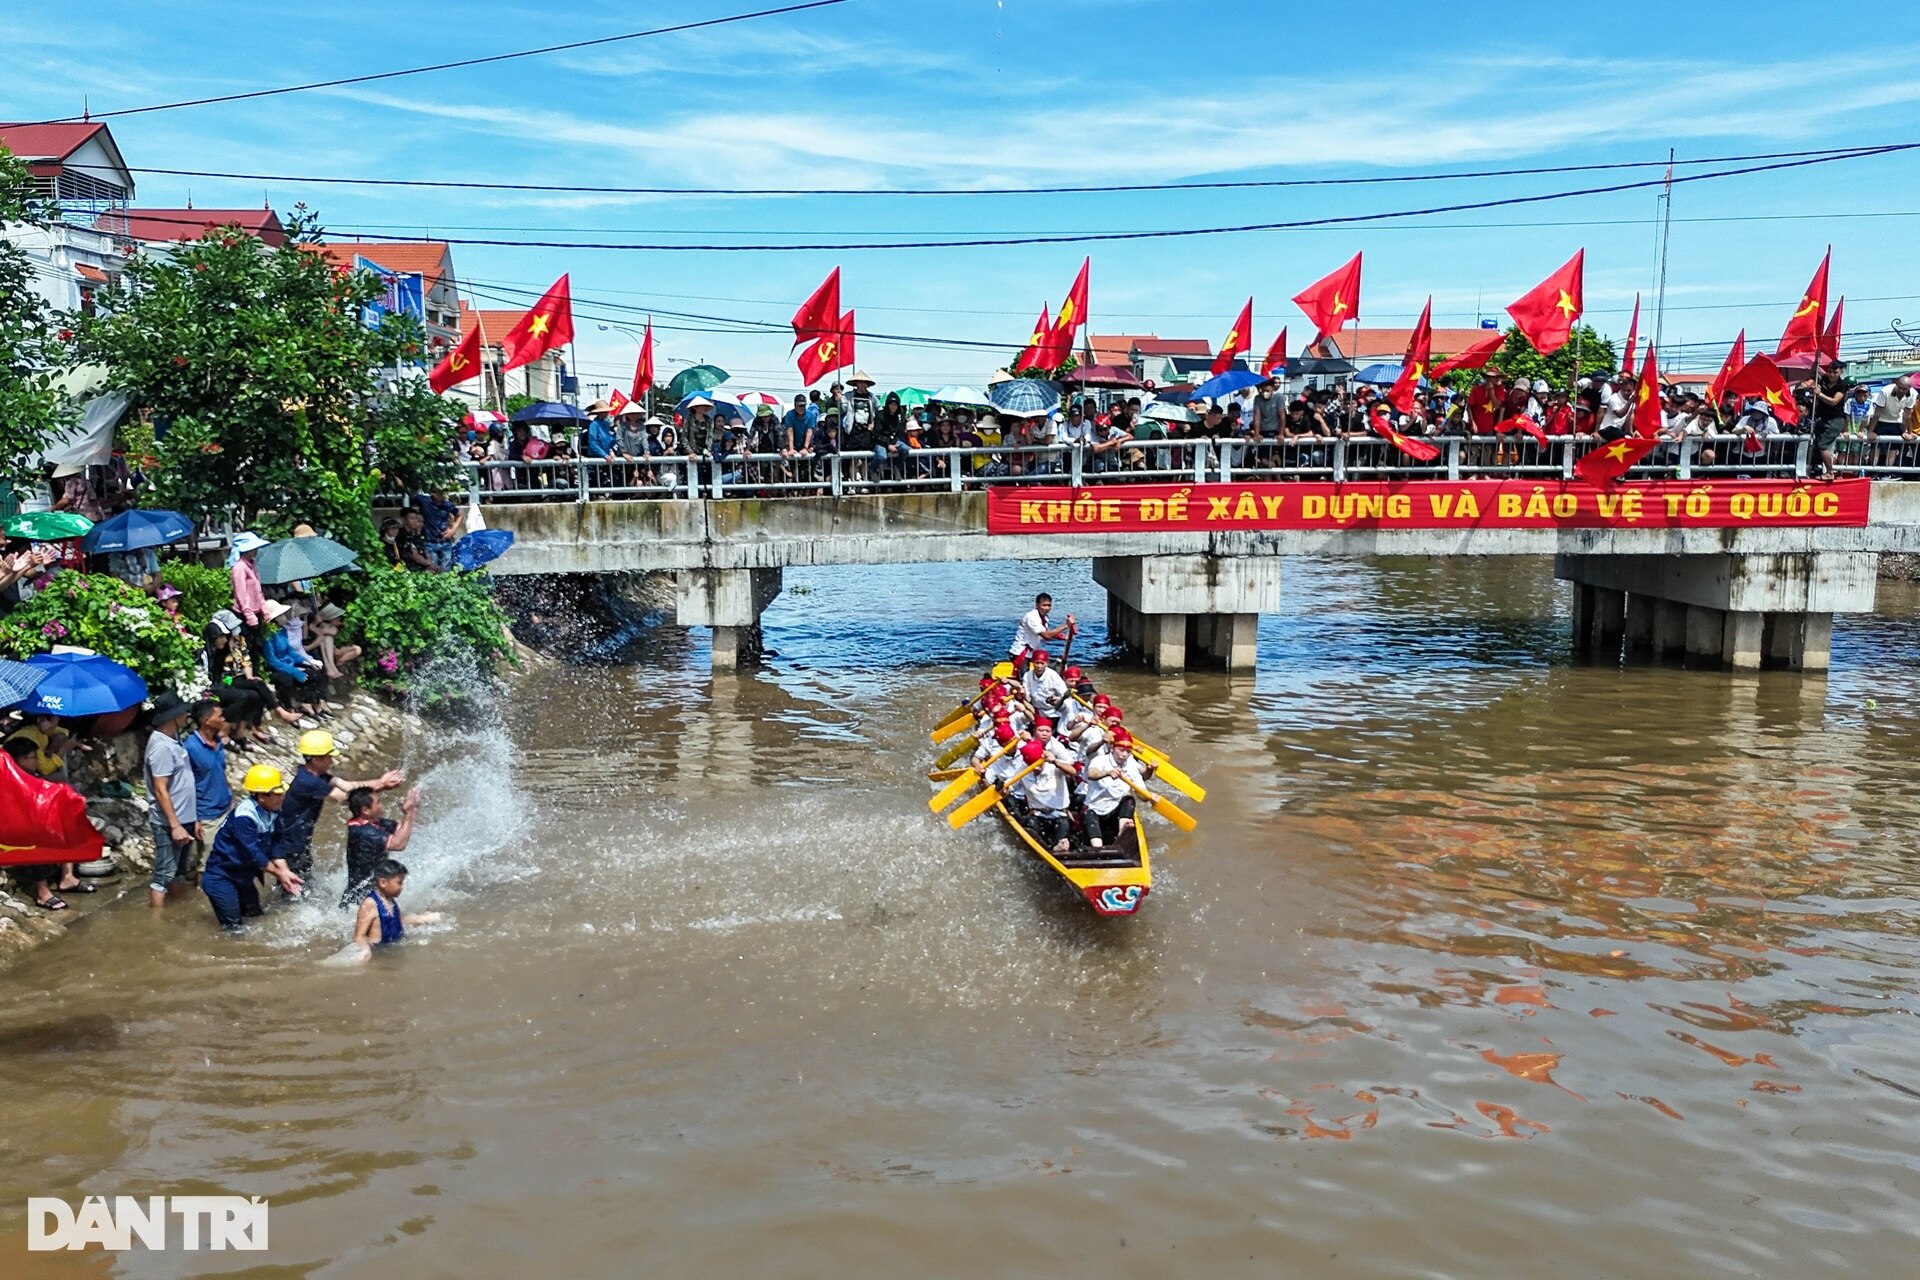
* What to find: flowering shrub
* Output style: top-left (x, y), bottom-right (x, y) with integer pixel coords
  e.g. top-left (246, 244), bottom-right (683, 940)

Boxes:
top-left (345, 567), bottom-right (514, 702)
top-left (156, 560), bottom-right (233, 629)
top-left (0, 571), bottom-right (202, 694)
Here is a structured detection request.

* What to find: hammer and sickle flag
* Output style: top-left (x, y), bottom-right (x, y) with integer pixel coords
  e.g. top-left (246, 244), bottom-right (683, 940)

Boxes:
top-left (429, 325), bottom-right (483, 394)
top-left (1773, 248), bottom-right (1830, 361)
top-left (1210, 298), bottom-right (1254, 376)
top-left (1293, 253), bottom-right (1362, 345)
top-left (798, 310), bottom-right (856, 385)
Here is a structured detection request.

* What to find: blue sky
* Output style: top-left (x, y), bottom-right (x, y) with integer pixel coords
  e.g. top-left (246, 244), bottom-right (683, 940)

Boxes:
top-left (6, 0), bottom-right (1918, 392)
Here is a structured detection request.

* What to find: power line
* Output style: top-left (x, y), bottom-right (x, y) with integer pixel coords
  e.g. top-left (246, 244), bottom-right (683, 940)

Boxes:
top-left (23, 1), bottom-right (849, 123)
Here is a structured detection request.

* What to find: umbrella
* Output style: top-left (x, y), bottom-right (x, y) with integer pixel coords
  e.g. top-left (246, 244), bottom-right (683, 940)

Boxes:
top-left (18, 652), bottom-right (148, 717)
top-left (1153, 385), bottom-right (1197, 404)
top-left (0, 658), bottom-right (48, 708)
top-left (1067, 363), bottom-right (1146, 389)
top-left (462, 410), bottom-right (507, 427)
top-left (930, 386), bottom-right (995, 410)
top-left (2, 511), bottom-right (92, 542)
top-left (1142, 402), bottom-right (1199, 424)
top-left (1354, 363), bottom-right (1403, 385)
top-left (510, 401), bottom-right (587, 425)
top-left (453, 529), bottom-right (516, 571)
top-left (1188, 369), bottom-right (1264, 401)
top-left (1289, 355), bottom-right (1358, 377)
top-left (987, 379), bottom-right (1062, 418)
top-left (255, 535), bottom-right (360, 585)
top-left (892, 388), bottom-right (933, 408)
top-left (732, 391), bottom-right (783, 409)
top-left (80, 508), bottom-right (194, 554)
top-left (665, 364), bottom-right (730, 401)
top-left (678, 392), bottom-right (748, 423)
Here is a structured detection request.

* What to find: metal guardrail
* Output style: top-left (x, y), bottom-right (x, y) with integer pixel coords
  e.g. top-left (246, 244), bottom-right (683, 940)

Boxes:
top-left (434, 433), bottom-right (1900, 504)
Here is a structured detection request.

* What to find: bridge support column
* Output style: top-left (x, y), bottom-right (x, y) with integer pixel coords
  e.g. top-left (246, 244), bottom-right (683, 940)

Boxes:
top-left (674, 568), bottom-right (783, 673)
top-left (1555, 552), bottom-right (1873, 673)
top-left (1094, 555), bottom-right (1279, 674)
top-left (1652, 599), bottom-right (1688, 660)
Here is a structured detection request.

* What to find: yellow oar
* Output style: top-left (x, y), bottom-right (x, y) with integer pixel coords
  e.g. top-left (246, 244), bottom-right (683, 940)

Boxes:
top-left (934, 732), bottom-right (979, 769)
top-left (1125, 776), bottom-right (1197, 834)
top-left (931, 696), bottom-right (985, 742)
top-left (928, 736), bottom-right (1021, 812)
top-left (1071, 694), bottom-right (1207, 804)
top-left (947, 758), bottom-right (1041, 830)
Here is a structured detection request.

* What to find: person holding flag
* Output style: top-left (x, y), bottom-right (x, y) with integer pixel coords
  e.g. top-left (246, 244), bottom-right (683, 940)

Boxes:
top-left (1574, 346), bottom-right (1664, 485)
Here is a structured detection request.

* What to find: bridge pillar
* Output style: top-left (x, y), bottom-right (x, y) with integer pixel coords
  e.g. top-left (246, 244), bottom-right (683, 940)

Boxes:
top-left (674, 568), bottom-right (783, 672)
top-left (1093, 555), bottom-right (1280, 673)
top-left (1554, 552), bottom-right (1874, 673)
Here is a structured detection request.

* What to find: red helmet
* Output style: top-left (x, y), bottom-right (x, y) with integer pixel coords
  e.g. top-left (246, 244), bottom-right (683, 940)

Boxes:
top-left (1110, 729), bottom-right (1133, 748)
top-left (1092, 693), bottom-right (1112, 707)
top-left (1102, 706), bottom-right (1124, 723)
top-left (1030, 648), bottom-right (1051, 663)
top-left (993, 723), bottom-right (1017, 744)
top-left (1019, 740), bottom-right (1047, 765)
top-left (978, 675), bottom-right (994, 689)
top-left (1063, 665), bottom-right (1083, 681)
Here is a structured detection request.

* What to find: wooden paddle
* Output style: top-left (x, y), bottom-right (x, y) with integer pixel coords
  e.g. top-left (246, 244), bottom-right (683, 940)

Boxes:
top-left (1071, 694), bottom-right (1208, 804)
top-left (1124, 775), bottom-right (1198, 833)
top-left (928, 736), bottom-right (1022, 812)
top-left (947, 758), bottom-right (1041, 829)
top-left (931, 694), bottom-right (987, 742)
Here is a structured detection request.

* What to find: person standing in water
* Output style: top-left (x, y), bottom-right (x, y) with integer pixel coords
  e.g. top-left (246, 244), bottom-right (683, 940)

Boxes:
top-left (351, 859), bottom-right (442, 953)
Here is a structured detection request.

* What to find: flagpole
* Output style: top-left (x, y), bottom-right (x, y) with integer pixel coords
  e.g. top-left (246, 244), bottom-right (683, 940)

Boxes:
top-left (1652, 148), bottom-right (1675, 356)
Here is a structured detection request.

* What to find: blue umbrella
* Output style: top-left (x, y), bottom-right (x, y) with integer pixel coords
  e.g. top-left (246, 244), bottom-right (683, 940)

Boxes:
top-left (452, 529), bottom-right (515, 571)
top-left (0, 658), bottom-right (48, 708)
top-left (19, 652), bottom-right (148, 717)
top-left (677, 393), bottom-right (748, 423)
top-left (987, 378), bottom-right (1061, 418)
top-left (510, 401), bottom-right (588, 425)
top-left (80, 508), bottom-right (195, 554)
top-left (1188, 369), bottom-right (1265, 401)
top-left (1355, 363), bottom-right (1404, 385)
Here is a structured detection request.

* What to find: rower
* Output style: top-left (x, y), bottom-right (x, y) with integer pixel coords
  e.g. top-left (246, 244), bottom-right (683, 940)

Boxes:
top-left (1008, 593), bottom-right (1075, 674)
top-left (1058, 681), bottom-right (1100, 739)
top-left (1021, 648), bottom-right (1070, 726)
top-left (983, 724), bottom-right (1027, 789)
top-left (1085, 730), bottom-right (1154, 849)
top-left (1016, 739), bottom-right (1075, 854)
top-left (972, 716), bottom-right (1015, 767)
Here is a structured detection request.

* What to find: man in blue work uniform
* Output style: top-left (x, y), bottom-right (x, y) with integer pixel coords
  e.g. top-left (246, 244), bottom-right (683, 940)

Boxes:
top-left (273, 730), bottom-right (405, 893)
top-left (201, 764), bottom-right (304, 931)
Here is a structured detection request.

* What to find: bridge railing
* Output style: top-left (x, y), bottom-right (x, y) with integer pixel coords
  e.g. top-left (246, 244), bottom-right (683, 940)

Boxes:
top-left (443, 433), bottom-right (1852, 503)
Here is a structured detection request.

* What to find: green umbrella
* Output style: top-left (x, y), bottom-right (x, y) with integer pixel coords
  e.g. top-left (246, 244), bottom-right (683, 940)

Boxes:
top-left (892, 387), bottom-right (933, 409)
top-left (255, 534), bottom-right (360, 585)
top-left (2, 511), bottom-right (93, 542)
top-left (665, 364), bottom-right (730, 401)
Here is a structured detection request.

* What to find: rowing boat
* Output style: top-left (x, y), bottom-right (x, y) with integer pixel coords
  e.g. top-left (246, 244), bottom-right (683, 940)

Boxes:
top-left (926, 760), bottom-right (1153, 917)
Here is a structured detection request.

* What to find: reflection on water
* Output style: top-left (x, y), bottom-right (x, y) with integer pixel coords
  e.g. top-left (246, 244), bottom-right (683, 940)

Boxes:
top-left (1, 557), bottom-right (1918, 1277)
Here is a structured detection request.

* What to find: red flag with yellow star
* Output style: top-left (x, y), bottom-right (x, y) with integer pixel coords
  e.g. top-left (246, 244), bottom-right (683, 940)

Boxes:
top-left (1013, 304), bottom-right (1053, 372)
top-left (1819, 296), bottom-right (1844, 364)
top-left (1050, 258), bottom-right (1090, 346)
top-left (1574, 346), bottom-right (1662, 484)
top-left (1773, 249), bottom-right (1829, 361)
top-left (429, 325), bottom-right (482, 394)
top-left (499, 274), bottom-right (573, 372)
top-left (1386, 298), bottom-right (1432, 414)
top-left (1631, 344), bottom-right (1664, 438)
top-left (1293, 253), bottom-right (1362, 344)
top-left (1707, 329), bottom-right (1746, 410)
top-left (1260, 326), bottom-right (1288, 378)
top-left (1432, 331), bottom-right (1505, 378)
top-left (632, 321), bottom-right (655, 400)
top-left (1369, 408), bottom-right (1440, 462)
top-left (1506, 251), bottom-right (1584, 355)
top-left (1620, 293), bottom-right (1641, 378)
top-left (1210, 298), bottom-right (1254, 376)
top-left (1723, 353), bottom-right (1802, 426)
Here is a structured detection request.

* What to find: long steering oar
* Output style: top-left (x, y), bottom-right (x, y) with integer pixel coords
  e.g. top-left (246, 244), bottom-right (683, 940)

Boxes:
top-left (929, 736), bottom-right (1022, 812)
top-left (1125, 775), bottom-right (1198, 834)
top-left (947, 758), bottom-right (1042, 830)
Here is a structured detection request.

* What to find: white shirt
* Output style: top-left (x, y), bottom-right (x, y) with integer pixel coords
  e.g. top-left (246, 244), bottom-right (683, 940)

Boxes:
top-left (1054, 419), bottom-right (1093, 445)
top-left (1010, 608), bottom-right (1052, 656)
top-left (1873, 385), bottom-right (1915, 426)
top-left (1086, 752), bottom-right (1147, 815)
top-left (1022, 667), bottom-right (1068, 715)
top-left (1598, 388), bottom-right (1630, 433)
top-left (1023, 761), bottom-right (1073, 813)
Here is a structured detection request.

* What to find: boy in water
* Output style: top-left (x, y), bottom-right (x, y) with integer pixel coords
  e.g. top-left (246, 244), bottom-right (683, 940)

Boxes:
top-left (351, 859), bottom-right (442, 953)
top-left (341, 785), bottom-right (421, 907)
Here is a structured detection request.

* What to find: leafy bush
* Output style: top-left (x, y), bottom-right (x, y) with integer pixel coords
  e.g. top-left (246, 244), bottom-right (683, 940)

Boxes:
top-left (157, 559), bottom-right (232, 628)
top-left (0, 571), bottom-right (202, 695)
top-left (345, 566), bottom-right (514, 703)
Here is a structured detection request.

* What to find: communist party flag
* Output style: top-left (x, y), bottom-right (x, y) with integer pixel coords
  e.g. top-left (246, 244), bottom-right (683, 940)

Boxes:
top-left (1773, 249), bottom-right (1830, 360)
top-left (798, 310), bottom-right (855, 385)
top-left (792, 267), bottom-right (842, 349)
top-left (1620, 293), bottom-right (1641, 378)
top-left (1506, 250), bottom-right (1584, 355)
top-left (1820, 297), bottom-right (1845, 364)
top-left (1575, 348), bottom-right (1663, 483)
top-left (499, 275), bottom-right (573, 372)
top-left (1723, 353), bottom-right (1802, 426)
top-left (429, 325), bottom-right (482, 393)
top-left (1261, 327), bottom-right (1288, 377)
top-left (1293, 253), bottom-right (1361, 344)
top-left (1707, 329), bottom-right (1747, 409)
top-left (1385, 298), bottom-right (1432, 415)
top-left (1431, 330), bottom-right (1505, 378)
top-left (1013, 304), bottom-right (1053, 372)
top-left (1370, 409), bottom-right (1441, 462)
top-left (631, 321), bottom-right (655, 400)
top-left (1210, 298), bottom-right (1254, 376)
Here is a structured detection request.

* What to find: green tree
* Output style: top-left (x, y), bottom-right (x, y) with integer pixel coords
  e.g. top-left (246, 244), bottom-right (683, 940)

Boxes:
top-left (0, 147), bottom-right (68, 500)
top-left (369, 377), bottom-right (462, 497)
top-left (1438, 324), bottom-right (1617, 393)
top-left (75, 208), bottom-right (450, 556)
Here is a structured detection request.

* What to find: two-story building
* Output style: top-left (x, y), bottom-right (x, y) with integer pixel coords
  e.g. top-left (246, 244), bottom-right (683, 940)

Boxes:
top-left (0, 120), bottom-right (135, 314)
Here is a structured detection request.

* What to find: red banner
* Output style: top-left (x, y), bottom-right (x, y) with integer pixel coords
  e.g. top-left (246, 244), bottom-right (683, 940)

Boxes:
top-left (985, 479), bottom-right (1870, 535)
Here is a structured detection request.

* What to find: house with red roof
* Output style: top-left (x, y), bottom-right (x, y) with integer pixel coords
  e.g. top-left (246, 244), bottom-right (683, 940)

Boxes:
top-left (113, 207), bottom-right (288, 249)
top-left (310, 240), bottom-right (466, 356)
top-left (0, 120), bottom-right (136, 313)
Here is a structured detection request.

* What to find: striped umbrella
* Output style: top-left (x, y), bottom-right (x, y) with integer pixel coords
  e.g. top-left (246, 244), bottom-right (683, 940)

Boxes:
top-left (732, 391), bottom-right (783, 409)
top-left (987, 378), bottom-right (1061, 419)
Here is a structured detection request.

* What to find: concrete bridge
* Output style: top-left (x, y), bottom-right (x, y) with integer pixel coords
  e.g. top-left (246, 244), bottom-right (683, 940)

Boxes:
top-left (473, 485), bottom-right (1920, 674)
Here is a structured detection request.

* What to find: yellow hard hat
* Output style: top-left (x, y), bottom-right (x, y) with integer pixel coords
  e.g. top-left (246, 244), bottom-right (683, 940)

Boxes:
top-left (297, 730), bottom-right (335, 757)
top-left (990, 661), bottom-right (1014, 680)
top-left (241, 764), bottom-right (288, 794)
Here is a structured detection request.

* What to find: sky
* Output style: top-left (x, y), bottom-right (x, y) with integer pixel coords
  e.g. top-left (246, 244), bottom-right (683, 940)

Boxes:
top-left (5, 0), bottom-right (1919, 395)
